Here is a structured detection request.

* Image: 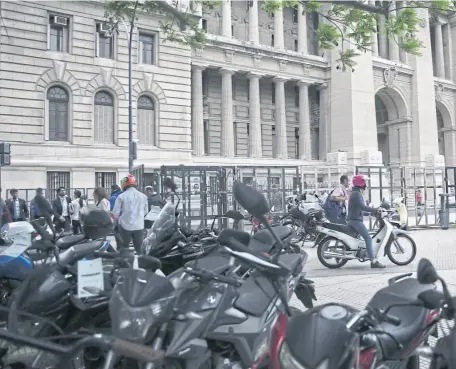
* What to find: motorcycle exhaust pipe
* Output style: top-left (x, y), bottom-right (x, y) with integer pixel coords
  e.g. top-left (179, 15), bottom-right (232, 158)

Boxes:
top-left (322, 251), bottom-right (358, 260)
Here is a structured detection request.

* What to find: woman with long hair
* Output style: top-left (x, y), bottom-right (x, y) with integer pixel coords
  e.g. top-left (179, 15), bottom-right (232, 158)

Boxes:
top-left (69, 190), bottom-right (85, 234)
top-left (93, 187), bottom-right (110, 212)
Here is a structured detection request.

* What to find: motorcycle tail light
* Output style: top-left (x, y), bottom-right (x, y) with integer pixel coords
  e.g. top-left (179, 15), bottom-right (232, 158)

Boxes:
top-left (269, 312), bottom-right (288, 369)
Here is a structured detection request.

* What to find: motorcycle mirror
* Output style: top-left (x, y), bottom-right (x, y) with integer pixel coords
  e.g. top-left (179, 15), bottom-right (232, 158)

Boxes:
top-left (417, 290), bottom-right (444, 310)
top-left (417, 258), bottom-right (439, 284)
top-left (233, 181), bottom-right (269, 218)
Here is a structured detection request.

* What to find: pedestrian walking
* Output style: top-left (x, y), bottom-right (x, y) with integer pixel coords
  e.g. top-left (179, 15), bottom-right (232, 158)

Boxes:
top-left (112, 175), bottom-right (148, 253)
top-left (323, 175), bottom-right (350, 225)
top-left (144, 185), bottom-right (165, 230)
top-left (70, 190), bottom-right (84, 234)
top-left (109, 185), bottom-right (122, 211)
top-left (93, 187), bottom-right (110, 212)
top-left (6, 189), bottom-right (29, 222)
top-left (0, 187), bottom-right (12, 229)
top-left (52, 187), bottom-right (71, 232)
top-left (30, 188), bottom-right (47, 220)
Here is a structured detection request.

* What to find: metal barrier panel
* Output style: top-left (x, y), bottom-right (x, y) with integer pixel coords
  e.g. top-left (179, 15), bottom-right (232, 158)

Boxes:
top-left (301, 165), bottom-right (353, 194)
top-left (234, 166), bottom-right (300, 216)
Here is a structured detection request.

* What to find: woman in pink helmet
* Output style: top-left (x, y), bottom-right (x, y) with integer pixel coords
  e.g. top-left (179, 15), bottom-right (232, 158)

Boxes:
top-left (347, 175), bottom-right (385, 268)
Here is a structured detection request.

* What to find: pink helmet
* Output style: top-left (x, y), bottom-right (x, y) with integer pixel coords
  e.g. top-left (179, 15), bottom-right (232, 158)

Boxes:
top-left (352, 174), bottom-right (370, 188)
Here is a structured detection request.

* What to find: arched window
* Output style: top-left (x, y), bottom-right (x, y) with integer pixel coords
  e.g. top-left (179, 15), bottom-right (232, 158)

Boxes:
top-left (94, 91), bottom-right (114, 143)
top-left (47, 86), bottom-right (69, 141)
top-left (137, 95), bottom-right (155, 145)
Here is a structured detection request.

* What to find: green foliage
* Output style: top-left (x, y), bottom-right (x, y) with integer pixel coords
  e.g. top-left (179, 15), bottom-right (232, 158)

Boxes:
top-left (104, 0), bottom-right (217, 49)
top-left (263, 0), bottom-right (455, 68)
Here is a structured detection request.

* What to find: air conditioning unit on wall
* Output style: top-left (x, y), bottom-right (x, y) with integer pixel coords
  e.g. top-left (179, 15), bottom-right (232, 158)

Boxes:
top-left (53, 15), bottom-right (68, 26)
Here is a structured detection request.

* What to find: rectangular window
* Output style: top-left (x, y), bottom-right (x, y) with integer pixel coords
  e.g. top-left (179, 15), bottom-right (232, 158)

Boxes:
top-left (231, 25), bottom-right (234, 37)
top-left (295, 127), bottom-right (300, 159)
top-left (202, 70), bottom-right (209, 97)
top-left (272, 83), bottom-right (275, 104)
top-left (232, 78), bottom-right (236, 100)
top-left (294, 39), bottom-right (298, 51)
top-left (295, 85), bottom-right (299, 107)
top-left (202, 19), bottom-right (208, 32)
top-left (247, 123), bottom-right (250, 156)
top-left (95, 22), bottom-right (114, 59)
top-left (293, 6), bottom-right (299, 23)
top-left (234, 122), bottom-right (238, 155)
top-left (47, 171), bottom-right (70, 201)
top-left (95, 172), bottom-right (116, 190)
top-left (48, 15), bottom-right (70, 53)
top-left (271, 34), bottom-right (275, 47)
top-left (272, 125), bottom-right (277, 158)
top-left (204, 120), bottom-right (210, 155)
top-left (138, 33), bottom-right (156, 65)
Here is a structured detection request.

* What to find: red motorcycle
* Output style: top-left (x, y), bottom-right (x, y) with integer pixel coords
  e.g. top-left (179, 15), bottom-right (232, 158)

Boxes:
top-left (269, 261), bottom-right (440, 369)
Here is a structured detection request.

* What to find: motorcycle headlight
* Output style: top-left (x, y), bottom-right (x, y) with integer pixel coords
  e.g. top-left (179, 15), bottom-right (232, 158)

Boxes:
top-left (109, 288), bottom-right (175, 342)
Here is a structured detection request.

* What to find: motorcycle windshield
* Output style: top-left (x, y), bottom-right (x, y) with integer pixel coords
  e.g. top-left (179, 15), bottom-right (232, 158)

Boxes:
top-left (149, 203), bottom-right (176, 249)
top-left (0, 222), bottom-right (34, 258)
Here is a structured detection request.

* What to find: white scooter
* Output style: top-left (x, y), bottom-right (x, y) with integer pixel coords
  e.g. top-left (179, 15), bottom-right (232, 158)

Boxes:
top-left (315, 208), bottom-right (416, 269)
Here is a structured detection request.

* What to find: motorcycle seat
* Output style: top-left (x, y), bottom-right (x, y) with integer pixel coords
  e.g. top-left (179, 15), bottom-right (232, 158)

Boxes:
top-left (56, 234), bottom-right (87, 250)
top-left (367, 278), bottom-right (434, 359)
top-left (233, 272), bottom-right (276, 317)
top-left (185, 255), bottom-right (232, 275)
top-left (322, 223), bottom-right (358, 238)
top-left (252, 226), bottom-right (292, 245)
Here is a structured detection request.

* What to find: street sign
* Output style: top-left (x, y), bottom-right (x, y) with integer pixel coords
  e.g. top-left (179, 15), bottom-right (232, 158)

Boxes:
top-left (0, 142), bottom-right (11, 167)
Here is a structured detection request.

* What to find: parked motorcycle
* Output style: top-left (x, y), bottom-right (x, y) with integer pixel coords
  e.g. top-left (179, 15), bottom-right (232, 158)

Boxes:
top-left (315, 208), bottom-right (416, 268)
top-left (271, 258), bottom-right (441, 369)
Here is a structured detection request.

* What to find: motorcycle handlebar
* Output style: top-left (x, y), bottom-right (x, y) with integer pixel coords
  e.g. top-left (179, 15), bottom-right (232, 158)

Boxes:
top-left (183, 268), bottom-right (241, 287)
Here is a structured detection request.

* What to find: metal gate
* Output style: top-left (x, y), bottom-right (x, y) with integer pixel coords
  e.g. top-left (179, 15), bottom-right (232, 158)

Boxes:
top-left (160, 166), bottom-right (229, 229)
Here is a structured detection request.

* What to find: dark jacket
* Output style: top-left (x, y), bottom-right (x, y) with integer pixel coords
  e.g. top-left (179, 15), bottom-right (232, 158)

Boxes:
top-left (148, 193), bottom-right (165, 209)
top-left (110, 190), bottom-right (122, 211)
top-left (52, 196), bottom-right (71, 218)
top-left (0, 198), bottom-right (12, 227)
top-left (347, 187), bottom-right (377, 221)
top-left (6, 198), bottom-right (29, 220)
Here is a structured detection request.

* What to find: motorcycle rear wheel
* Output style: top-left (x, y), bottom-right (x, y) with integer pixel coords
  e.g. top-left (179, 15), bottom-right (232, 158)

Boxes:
top-left (317, 237), bottom-right (349, 269)
top-left (386, 234), bottom-right (417, 266)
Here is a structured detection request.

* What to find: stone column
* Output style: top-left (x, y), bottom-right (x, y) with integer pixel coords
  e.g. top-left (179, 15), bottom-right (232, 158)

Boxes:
top-left (434, 21), bottom-right (445, 78)
top-left (274, 77), bottom-right (287, 158)
top-left (443, 23), bottom-right (453, 79)
top-left (378, 15), bottom-right (388, 58)
top-left (221, 0), bottom-right (232, 38)
top-left (369, 1), bottom-right (378, 57)
top-left (274, 7), bottom-right (284, 49)
top-left (247, 73), bottom-right (262, 157)
top-left (297, 81), bottom-right (311, 160)
top-left (249, 0), bottom-right (259, 43)
top-left (397, 1), bottom-right (408, 63)
top-left (191, 65), bottom-right (205, 156)
top-left (443, 129), bottom-right (456, 165)
top-left (317, 83), bottom-right (329, 160)
top-left (297, 2), bottom-right (307, 53)
top-left (220, 69), bottom-right (235, 157)
top-left (388, 2), bottom-right (400, 61)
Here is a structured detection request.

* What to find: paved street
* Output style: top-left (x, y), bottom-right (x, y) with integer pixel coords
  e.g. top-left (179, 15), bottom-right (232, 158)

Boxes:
top-left (289, 228), bottom-right (456, 368)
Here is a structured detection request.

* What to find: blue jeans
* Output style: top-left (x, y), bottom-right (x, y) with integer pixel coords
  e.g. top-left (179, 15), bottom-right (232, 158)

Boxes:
top-left (347, 220), bottom-right (374, 260)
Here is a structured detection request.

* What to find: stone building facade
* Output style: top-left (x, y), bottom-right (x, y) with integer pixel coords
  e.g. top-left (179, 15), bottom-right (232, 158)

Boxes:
top-left (0, 0), bottom-right (453, 192)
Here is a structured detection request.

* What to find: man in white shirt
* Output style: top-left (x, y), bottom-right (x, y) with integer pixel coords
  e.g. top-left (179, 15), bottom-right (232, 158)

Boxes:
top-left (112, 175), bottom-right (148, 253)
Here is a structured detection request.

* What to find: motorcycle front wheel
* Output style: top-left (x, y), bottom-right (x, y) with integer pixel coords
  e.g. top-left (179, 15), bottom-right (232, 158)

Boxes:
top-left (386, 233), bottom-right (417, 266)
top-left (317, 237), bottom-right (349, 269)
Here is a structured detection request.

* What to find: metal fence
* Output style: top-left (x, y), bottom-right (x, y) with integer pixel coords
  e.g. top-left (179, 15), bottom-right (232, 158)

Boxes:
top-left (4, 164), bottom-right (454, 230)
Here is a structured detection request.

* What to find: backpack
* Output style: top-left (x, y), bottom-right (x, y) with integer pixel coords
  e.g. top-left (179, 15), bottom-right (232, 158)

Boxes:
top-left (323, 188), bottom-right (344, 220)
top-left (33, 202), bottom-right (41, 217)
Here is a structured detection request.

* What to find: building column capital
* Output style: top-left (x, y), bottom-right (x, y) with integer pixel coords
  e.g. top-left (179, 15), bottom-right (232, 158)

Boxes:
top-left (219, 68), bottom-right (236, 76)
top-left (247, 72), bottom-right (263, 80)
top-left (297, 80), bottom-right (311, 88)
top-left (316, 82), bottom-right (329, 91)
top-left (273, 76), bottom-right (288, 83)
top-left (192, 64), bottom-right (207, 72)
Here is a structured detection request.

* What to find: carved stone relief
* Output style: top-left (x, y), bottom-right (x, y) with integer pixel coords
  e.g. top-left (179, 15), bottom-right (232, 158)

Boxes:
top-left (252, 55), bottom-right (262, 68)
top-left (302, 64), bottom-right (310, 76)
top-left (278, 60), bottom-right (287, 71)
top-left (225, 50), bottom-right (235, 63)
top-left (383, 67), bottom-right (398, 87)
top-left (435, 83), bottom-right (444, 102)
